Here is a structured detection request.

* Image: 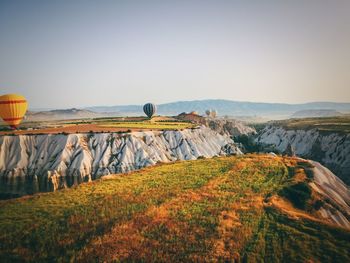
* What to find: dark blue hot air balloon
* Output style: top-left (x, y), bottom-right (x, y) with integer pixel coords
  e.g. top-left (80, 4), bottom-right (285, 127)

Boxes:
top-left (143, 103), bottom-right (157, 119)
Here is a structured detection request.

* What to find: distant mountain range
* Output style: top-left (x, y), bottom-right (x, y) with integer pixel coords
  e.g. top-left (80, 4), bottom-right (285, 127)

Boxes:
top-left (25, 100), bottom-right (350, 122)
top-left (85, 100), bottom-right (350, 118)
top-left (26, 108), bottom-right (116, 121)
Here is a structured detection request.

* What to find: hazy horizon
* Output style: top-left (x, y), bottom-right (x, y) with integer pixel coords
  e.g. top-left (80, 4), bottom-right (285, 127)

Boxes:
top-left (1, 0), bottom-right (350, 108)
top-left (29, 99), bottom-right (350, 113)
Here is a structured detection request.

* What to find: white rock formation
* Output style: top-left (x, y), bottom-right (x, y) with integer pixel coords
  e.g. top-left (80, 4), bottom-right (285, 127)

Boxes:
top-left (256, 126), bottom-right (350, 185)
top-left (308, 160), bottom-right (350, 229)
top-left (0, 126), bottom-right (241, 197)
top-left (207, 119), bottom-right (256, 137)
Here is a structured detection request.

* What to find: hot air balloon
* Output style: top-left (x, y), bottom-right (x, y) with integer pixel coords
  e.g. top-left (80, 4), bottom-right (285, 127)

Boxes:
top-left (0, 94), bottom-right (28, 129)
top-left (143, 103), bottom-right (156, 119)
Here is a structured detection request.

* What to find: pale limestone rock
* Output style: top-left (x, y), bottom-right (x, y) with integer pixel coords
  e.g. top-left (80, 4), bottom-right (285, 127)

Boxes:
top-left (0, 126), bottom-right (241, 197)
top-left (256, 126), bottom-right (350, 185)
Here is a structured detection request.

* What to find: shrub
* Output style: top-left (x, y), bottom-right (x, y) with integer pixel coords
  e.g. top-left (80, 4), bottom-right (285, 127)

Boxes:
top-left (304, 168), bottom-right (314, 180)
top-left (234, 134), bottom-right (265, 153)
top-left (313, 200), bottom-right (324, 210)
top-left (278, 182), bottom-right (312, 209)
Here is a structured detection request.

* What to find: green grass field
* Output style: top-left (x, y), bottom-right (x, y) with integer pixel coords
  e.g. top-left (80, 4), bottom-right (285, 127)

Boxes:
top-left (0, 155), bottom-right (349, 262)
top-left (0, 116), bottom-right (195, 133)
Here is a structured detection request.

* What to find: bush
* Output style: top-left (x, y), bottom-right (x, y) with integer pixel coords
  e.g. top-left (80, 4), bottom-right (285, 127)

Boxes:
top-left (313, 200), bottom-right (324, 210)
top-left (234, 134), bottom-right (264, 153)
top-left (278, 182), bottom-right (312, 209)
top-left (304, 168), bottom-right (314, 181)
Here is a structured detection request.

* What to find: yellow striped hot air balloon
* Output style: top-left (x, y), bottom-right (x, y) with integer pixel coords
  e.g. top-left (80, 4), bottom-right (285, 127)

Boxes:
top-left (0, 94), bottom-right (28, 129)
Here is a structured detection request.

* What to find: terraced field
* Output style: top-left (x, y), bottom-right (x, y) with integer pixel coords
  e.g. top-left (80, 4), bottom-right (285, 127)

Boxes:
top-left (0, 155), bottom-right (349, 262)
top-left (0, 116), bottom-right (195, 135)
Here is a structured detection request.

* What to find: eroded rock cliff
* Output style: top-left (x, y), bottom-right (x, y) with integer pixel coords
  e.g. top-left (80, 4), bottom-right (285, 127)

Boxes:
top-left (207, 119), bottom-right (256, 137)
top-left (0, 126), bottom-right (241, 197)
top-left (256, 126), bottom-right (350, 185)
top-left (309, 160), bottom-right (350, 228)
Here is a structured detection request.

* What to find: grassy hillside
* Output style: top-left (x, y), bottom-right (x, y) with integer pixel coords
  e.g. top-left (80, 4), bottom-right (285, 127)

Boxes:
top-left (0, 155), bottom-right (349, 262)
top-left (272, 116), bottom-right (350, 134)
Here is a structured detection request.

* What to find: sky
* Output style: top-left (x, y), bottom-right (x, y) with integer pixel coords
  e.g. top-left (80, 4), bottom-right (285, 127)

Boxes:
top-left (0, 0), bottom-right (349, 109)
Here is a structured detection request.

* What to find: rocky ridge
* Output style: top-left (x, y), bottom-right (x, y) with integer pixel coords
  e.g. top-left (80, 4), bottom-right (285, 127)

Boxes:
top-left (0, 126), bottom-right (241, 197)
top-left (256, 126), bottom-right (350, 185)
top-left (207, 119), bottom-right (256, 137)
top-left (309, 160), bottom-right (350, 228)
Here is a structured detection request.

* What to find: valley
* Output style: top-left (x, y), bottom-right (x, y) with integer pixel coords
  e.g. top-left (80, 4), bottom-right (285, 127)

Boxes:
top-left (0, 114), bottom-right (349, 262)
top-left (1, 1), bottom-right (349, 261)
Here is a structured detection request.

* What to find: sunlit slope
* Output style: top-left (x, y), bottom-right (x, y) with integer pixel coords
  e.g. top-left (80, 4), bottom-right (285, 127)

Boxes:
top-left (0, 155), bottom-right (349, 262)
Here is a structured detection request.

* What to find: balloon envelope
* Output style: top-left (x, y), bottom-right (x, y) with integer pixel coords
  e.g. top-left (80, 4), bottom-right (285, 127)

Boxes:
top-left (143, 103), bottom-right (156, 118)
top-left (0, 94), bottom-right (28, 128)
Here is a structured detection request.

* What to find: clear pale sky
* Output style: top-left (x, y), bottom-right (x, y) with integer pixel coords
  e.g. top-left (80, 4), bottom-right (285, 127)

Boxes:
top-left (0, 0), bottom-right (349, 108)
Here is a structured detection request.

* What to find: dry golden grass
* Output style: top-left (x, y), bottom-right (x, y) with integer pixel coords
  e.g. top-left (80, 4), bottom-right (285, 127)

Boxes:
top-left (0, 155), bottom-right (349, 262)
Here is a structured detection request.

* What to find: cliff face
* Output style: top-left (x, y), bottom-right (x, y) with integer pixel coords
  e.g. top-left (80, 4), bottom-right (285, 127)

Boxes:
top-left (256, 126), bottom-right (350, 185)
top-left (0, 127), bottom-right (241, 197)
top-left (207, 119), bottom-right (256, 137)
top-left (309, 160), bottom-right (350, 229)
